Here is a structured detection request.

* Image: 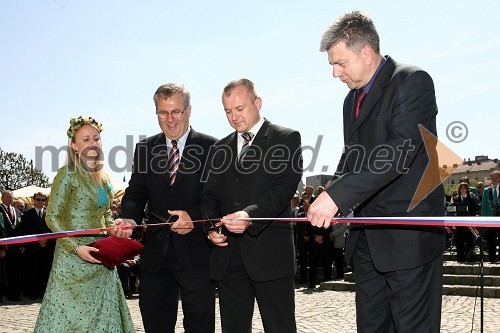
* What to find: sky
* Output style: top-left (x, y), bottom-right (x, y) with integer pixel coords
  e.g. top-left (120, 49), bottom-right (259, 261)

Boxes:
top-left (1, 0), bottom-right (499, 185)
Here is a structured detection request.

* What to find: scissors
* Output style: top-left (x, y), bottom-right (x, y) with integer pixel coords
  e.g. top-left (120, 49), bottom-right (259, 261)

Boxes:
top-left (147, 211), bottom-right (175, 233)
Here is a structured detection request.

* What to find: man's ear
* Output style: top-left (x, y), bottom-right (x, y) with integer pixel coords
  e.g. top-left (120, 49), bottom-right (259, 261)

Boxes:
top-left (362, 45), bottom-right (374, 65)
top-left (254, 97), bottom-right (262, 111)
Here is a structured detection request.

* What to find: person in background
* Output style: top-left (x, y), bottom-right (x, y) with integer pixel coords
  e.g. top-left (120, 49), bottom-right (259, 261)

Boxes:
top-left (0, 190), bottom-right (24, 301)
top-left (316, 186), bottom-right (325, 196)
top-left (475, 181), bottom-right (484, 214)
top-left (13, 199), bottom-right (26, 212)
top-left (482, 170), bottom-right (500, 262)
top-left (20, 192), bottom-right (54, 300)
top-left (331, 222), bottom-right (348, 279)
top-left (305, 202), bottom-right (333, 288)
top-left (117, 255), bottom-right (140, 298)
top-left (296, 200), bottom-right (310, 285)
top-left (453, 183), bottom-right (477, 263)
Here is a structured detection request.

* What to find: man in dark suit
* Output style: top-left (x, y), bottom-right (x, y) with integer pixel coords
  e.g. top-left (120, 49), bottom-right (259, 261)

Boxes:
top-left (201, 78), bottom-right (303, 332)
top-left (0, 190), bottom-right (25, 301)
top-left (20, 192), bottom-right (54, 299)
top-left (308, 11), bottom-right (445, 332)
top-left (117, 83), bottom-right (217, 333)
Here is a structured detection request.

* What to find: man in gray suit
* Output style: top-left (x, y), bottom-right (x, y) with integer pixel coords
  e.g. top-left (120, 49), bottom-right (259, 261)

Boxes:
top-left (202, 78), bottom-right (302, 332)
top-left (308, 11), bottom-right (445, 332)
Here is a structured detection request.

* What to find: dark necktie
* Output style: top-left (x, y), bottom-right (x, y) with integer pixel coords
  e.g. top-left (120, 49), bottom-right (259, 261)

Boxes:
top-left (239, 132), bottom-right (254, 164)
top-left (354, 89), bottom-right (367, 121)
top-left (39, 209), bottom-right (43, 220)
top-left (168, 140), bottom-right (180, 186)
top-left (494, 187), bottom-right (498, 202)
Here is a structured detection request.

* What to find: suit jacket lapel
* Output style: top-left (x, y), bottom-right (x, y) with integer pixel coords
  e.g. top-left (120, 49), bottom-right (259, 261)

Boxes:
top-left (253, 119), bottom-right (271, 148)
top-left (239, 119), bottom-right (271, 168)
top-left (174, 129), bottom-right (200, 189)
top-left (344, 91), bottom-right (356, 143)
top-left (150, 133), bottom-right (170, 186)
top-left (0, 204), bottom-right (13, 226)
top-left (349, 56), bottom-right (397, 138)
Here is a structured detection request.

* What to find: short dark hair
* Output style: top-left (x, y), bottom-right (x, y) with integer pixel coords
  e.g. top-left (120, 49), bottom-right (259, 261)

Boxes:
top-left (33, 192), bottom-right (46, 200)
top-left (153, 83), bottom-right (190, 108)
top-left (319, 10), bottom-right (380, 54)
top-left (222, 78), bottom-right (258, 101)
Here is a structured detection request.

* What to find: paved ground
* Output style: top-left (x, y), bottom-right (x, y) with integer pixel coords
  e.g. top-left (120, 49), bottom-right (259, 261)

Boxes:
top-left (1, 287), bottom-right (500, 332)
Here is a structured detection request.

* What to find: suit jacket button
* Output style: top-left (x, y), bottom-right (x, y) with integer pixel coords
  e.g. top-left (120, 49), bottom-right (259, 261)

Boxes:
top-left (235, 178), bottom-right (239, 183)
top-left (235, 202), bottom-right (240, 206)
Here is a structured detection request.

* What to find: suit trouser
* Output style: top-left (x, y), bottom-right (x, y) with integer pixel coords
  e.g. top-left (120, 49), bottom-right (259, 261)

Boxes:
top-left (455, 227), bottom-right (475, 262)
top-left (218, 261), bottom-right (296, 333)
top-left (308, 242), bottom-right (332, 286)
top-left (6, 251), bottom-right (22, 299)
top-left (353, 230), bottom-right (443, 333)
top-left (139, 241), bottom-right (215, 333)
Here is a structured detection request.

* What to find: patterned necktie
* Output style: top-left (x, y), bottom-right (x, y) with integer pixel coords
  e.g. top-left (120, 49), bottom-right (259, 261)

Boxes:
top-left (354, 89), bottom-right (367, 121)
top-left (239, 132), bottom-right (254, 164)
top-left (168, 140), bottom-right (180, 186)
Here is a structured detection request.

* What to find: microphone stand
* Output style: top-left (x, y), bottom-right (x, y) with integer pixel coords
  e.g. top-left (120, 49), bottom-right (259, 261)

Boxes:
top-left (468, 226), bottom-right (486, 333)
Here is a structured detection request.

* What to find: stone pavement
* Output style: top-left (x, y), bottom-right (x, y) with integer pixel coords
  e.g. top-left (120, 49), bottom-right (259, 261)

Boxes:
top-left (1, 287), bottom-right (500, 332)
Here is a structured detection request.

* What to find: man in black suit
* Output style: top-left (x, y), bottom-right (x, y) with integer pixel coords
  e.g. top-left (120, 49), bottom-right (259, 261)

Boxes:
top-left (308, 11), bottom-right (445, 332)
top-left (20, 192), bottom-right (54, 299)
top-left (0, 190), bottom-right (25, 301)
top-left (201, 78), bottom-right (303, 332)
top-left (117, 83), bottom-right (217, 333)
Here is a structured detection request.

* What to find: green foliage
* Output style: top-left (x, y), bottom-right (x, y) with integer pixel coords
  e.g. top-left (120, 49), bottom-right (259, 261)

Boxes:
top-left (0, 147), bottom-right (51, 192)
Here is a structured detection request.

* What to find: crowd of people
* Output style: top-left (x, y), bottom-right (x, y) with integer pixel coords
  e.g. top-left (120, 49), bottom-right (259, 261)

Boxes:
top-left (0, 193), bottom-right (140, 302)
top-left (293, 185), bottom-right (347, 289)
top-left (1, 9), bottom-right (500, 333)
top-left (0, 191), bottom-right (54, 302)
top-left (445, 172), bottom-right (500, 263)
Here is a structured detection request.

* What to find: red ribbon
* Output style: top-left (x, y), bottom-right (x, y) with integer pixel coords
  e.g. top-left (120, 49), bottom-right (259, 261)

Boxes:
top-left (1, 216), bottom-right (499, 246)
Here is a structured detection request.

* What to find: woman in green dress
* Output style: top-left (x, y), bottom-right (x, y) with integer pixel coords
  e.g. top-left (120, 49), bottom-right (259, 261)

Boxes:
top-left (34, 117), bottom-right (135, 333)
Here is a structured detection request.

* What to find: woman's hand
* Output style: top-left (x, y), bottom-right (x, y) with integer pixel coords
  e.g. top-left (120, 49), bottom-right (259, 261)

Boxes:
top-left (76, 245), bottom-right (102, 264)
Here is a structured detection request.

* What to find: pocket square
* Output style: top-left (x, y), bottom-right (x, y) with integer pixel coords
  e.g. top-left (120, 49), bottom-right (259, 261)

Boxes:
top-left (89, 236), bottom-right (143, 269)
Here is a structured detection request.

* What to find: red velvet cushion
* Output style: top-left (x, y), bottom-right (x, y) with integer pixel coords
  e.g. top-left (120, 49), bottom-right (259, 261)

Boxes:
top-left (89, 236), bottom-right (143, 269)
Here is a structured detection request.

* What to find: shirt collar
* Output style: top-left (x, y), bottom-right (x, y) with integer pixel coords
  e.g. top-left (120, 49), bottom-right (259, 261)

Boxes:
top-left (240, 116), bottom-right (265, 139)
top-left (363, 56), bottom-right (387, 94)
top-left (165, 127), bottom-right (191, 149)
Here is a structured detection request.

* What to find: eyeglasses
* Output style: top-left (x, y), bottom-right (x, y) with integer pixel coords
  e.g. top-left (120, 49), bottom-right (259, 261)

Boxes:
top-left (156, 105), bottom-right (188, 119)
top-left (35, 198), bottom-right (46, 202)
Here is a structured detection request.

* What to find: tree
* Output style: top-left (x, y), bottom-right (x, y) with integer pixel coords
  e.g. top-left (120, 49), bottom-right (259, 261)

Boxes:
top-left (0, 147), bottom-right (51, 192)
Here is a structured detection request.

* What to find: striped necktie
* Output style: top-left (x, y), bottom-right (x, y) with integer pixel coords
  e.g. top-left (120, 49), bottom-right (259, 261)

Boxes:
top-left (239, 132), bottom-right (254, 164)
top-left (168, 140), bottom-right (180, 186)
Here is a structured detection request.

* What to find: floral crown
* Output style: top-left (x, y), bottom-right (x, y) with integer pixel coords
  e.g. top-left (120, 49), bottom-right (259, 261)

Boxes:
top-left (67, 116), bottom-right (104, 139)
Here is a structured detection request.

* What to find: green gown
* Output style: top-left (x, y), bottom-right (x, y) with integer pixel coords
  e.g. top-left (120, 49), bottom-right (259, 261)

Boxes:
top-left (34, 166), bottom-right (135, 333)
